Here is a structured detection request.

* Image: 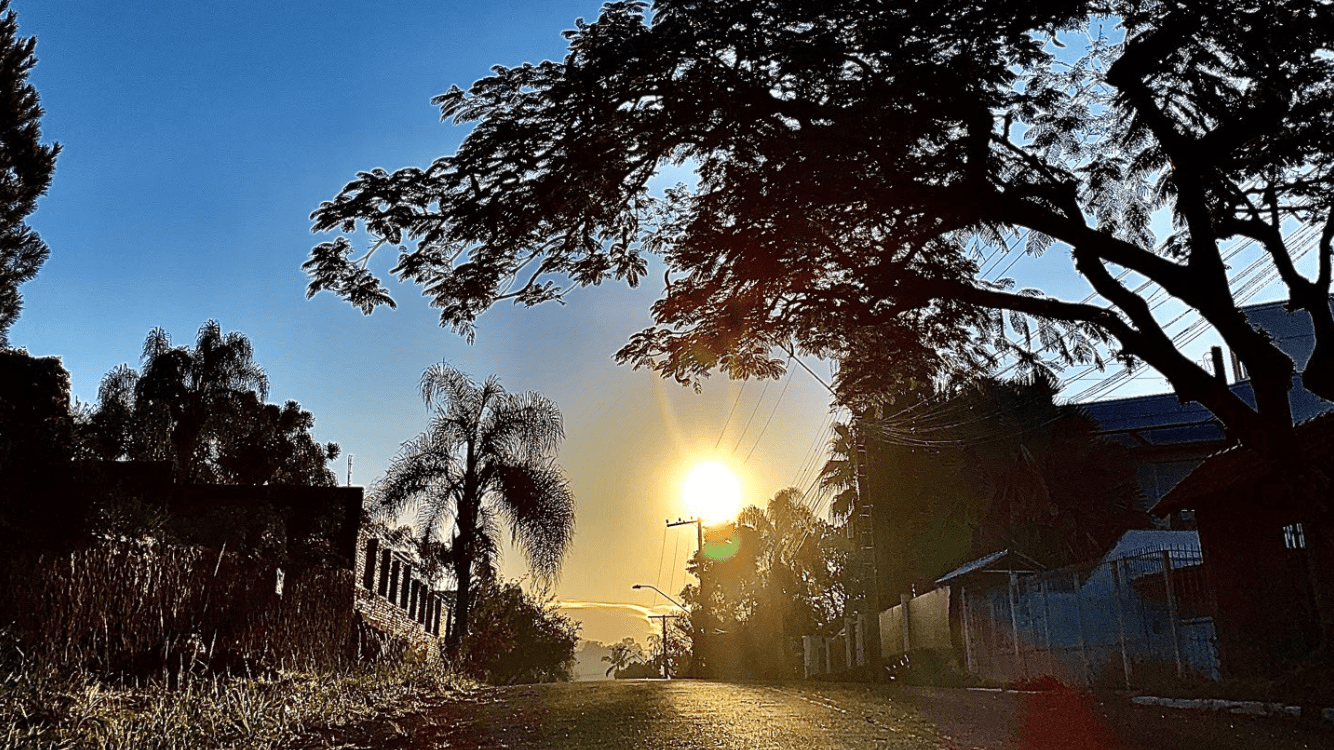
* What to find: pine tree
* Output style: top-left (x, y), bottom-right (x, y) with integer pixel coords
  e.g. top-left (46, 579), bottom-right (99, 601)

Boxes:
top-left (0, 0), bottom-right (58, 346)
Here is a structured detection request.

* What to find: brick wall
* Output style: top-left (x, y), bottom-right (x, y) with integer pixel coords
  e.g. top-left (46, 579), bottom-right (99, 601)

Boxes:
top-left (353, 529), bottom-right (450, 660)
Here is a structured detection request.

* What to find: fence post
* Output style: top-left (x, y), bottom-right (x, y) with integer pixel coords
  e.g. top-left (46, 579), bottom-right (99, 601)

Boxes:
top-left (1071, 569), bottom-right (1091, 686)
top-left (399, 563), bottom-right (413, 610)
top-left (377, 549), bottom-right (392, 598)
top-left (1161, 550), bottom-right (1184, 679)
top-left (960, 585), bottom-right (977, 675)
top-left (845, 617), bottom-right (855, 673)
top-left (1039, 578), bottom-right (1054, 676)
top-left (1008, 571), bottom-right (1026, 679)
top-left (361, 537), bottom-right (379, 591)
top-left (1112, 559), bottom-right (1132, 690)
top-left (900, 593), bottom-right (912, 656)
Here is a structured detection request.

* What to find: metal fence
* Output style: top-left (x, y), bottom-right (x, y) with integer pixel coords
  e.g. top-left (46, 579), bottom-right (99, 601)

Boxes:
top-left (959, 547), bottom-right (1219, 688)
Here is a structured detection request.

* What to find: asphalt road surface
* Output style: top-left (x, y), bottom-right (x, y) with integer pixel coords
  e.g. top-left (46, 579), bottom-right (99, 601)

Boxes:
top-left (298, 679), bottom-right (1332, 749)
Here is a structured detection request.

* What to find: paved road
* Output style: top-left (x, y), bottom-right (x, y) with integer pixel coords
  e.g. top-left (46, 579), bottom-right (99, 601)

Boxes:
top-left (298, 679), bottom-right (1331, 749)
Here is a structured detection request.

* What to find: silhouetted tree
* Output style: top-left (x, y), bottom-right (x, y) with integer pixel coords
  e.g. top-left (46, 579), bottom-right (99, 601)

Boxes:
top-left (823, 373), bottom-right (1143, 601)
top-left (306, 0), bottom-right (1334, 468)
top-left (0, 0), bottom-right (58, 347)
top-left (601, 636), bottom-right (647, 677)
top-left (0, 349), bottom-right (75, 546)
top-left (646, 617), bottom-right (691, 679)
top-left (79, 321), bottom-right (339, 486)
top-left (685, 487), bottom-right (848, 679)
top-left (374, 364), bottom-right (574, 651)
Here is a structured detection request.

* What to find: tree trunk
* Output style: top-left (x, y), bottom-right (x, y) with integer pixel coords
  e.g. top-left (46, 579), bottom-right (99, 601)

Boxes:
top-left (449, 549), bottom-right (471, 657)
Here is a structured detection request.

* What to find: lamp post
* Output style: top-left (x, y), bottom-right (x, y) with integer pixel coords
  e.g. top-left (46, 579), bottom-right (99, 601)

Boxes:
top-left (632, 583), bottom-right (689, 613)
top-left (634, 584), bottom-right (689, 679)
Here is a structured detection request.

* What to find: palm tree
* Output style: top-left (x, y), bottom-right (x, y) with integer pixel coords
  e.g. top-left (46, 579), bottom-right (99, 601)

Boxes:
top-left (818, 421), bottom-right (861, 523)
top-left (375, 364), bottom-right (575, 650)
top-left (602, 637), bottom-right (645, 677)
top-left (136, 321), bottom-right (269, 482)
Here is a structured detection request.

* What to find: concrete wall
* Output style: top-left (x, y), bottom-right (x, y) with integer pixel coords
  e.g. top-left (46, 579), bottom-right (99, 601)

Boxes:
top-left (880, 586), bottom-right (952, 662)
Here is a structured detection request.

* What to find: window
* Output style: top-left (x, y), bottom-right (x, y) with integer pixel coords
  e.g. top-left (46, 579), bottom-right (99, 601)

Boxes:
top-left (1283, 523), bottom-right (1307, 550)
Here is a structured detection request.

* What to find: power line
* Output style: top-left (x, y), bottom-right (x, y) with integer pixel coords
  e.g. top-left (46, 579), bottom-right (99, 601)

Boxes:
top-left (730, 376), bottom-right (773, 455)
top-left (713, 380), bottom-right (747, 451)
top-left (742, 361), bottom-right (795, 464)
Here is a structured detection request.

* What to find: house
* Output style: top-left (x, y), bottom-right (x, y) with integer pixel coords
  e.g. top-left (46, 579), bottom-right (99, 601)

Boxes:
top-left (1152, 413), bottom-right (1333, 677)
top-left (1082, 299), bottom-right (1334, 522)
top-left (872, 535), bottom-right (1218, 687)
top-left (1081, 299), bottom-right (1334, 678)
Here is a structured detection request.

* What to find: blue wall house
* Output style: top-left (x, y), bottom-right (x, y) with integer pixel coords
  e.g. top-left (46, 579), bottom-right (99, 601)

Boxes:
top-left (1082, 299), bottom-right (1334, 679)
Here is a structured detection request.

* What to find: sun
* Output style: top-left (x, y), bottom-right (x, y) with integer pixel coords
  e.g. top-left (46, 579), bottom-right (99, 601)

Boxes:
top-left (683, 461), bottom-right (742, 525)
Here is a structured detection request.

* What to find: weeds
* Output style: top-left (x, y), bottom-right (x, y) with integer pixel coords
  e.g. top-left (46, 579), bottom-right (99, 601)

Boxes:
top-left (0, 542), bottom-right (461, 748)
top-left (2, 544), bottom-right (358, 679)
top-left (1, 659), bottom-right (468, 750)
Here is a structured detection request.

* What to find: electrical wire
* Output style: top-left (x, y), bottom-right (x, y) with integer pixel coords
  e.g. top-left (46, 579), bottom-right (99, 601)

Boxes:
top-left (713, 380), bottom-right (747, 451)
top-left (743, 361), bottom-right (795, 464)
top-left (730, 377), bottom-right (773, 455)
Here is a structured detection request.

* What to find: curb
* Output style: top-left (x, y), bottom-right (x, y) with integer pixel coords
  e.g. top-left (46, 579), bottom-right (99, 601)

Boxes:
top-left (1131, 695), bottom-right (1334, 725)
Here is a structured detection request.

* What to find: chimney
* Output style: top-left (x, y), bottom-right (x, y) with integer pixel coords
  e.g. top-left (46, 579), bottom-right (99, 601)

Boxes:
top-left (1210, 346), bottom-right (1227, 383)
top-left (1230, 349), bottom-right (1246, 382)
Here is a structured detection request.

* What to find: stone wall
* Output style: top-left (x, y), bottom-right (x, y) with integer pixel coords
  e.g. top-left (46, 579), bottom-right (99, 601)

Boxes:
top-left (353, 530), bottom-right (450, 659)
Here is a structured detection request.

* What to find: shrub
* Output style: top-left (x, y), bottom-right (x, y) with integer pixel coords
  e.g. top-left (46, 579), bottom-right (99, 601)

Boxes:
top-left (458, 580), bottom-right (579, 684)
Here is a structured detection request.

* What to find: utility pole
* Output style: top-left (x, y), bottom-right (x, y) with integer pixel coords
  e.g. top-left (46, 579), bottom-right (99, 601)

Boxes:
top-left (648, 614), bottom-right (674, 678)
top-left (852, 422), bottom-right (882, 678)
top-left (667, 517), bottom-right (705, 676)
top-left (667, 517), bottom-right (702, 551)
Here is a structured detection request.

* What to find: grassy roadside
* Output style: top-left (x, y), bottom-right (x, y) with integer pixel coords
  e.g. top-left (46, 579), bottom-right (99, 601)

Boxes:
top-left (2, 659), bottom-right (471, 750)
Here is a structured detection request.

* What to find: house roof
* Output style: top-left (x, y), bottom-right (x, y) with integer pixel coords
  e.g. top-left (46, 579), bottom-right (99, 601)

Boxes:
top-left (1079, 299), bottom-right (1333, 442)
top-left (934, 548), bottom-right (1044, 585)
top-left (1153, 412), bottom-right (1334, 516)
top-left (1098, 529), bottom-right (1200, 563)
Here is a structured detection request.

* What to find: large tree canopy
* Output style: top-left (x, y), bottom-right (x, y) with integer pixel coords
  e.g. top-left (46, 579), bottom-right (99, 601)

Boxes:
top-left (683, 487), bottom-right (847, 679)
top-left (306, 0), bottom-right (1334, 460)
top-left (822, 374), bottom-right (1144, 601)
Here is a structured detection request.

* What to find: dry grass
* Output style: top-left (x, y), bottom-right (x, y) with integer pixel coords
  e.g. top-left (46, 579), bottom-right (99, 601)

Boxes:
top-left (1, 658), bottom-right (469, 750)
top-left (0, 542), bottom-right (463, 748)
top-left (2, 544), bottom-right (358, 677)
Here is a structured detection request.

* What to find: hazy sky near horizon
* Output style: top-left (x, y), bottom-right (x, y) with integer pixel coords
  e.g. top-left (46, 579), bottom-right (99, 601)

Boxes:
top-left (10, 0), bottom-right (845, 645)
top-left (11, 1), bottom-right (1278, 645)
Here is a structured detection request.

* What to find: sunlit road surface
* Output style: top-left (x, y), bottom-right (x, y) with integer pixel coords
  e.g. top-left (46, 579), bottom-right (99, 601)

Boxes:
top-left (300, 679), bottom-right (1331, 749)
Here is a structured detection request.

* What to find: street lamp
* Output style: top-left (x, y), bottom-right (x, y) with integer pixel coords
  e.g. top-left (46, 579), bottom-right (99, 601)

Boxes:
top-left (633, 584), bottom-right (689, 679)
top-left (632, 583), bottom-right (689, 614)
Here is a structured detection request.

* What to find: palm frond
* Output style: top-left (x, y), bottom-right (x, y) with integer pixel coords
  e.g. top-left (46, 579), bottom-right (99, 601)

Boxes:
top-left (491, 459), bottom-right (575, 585)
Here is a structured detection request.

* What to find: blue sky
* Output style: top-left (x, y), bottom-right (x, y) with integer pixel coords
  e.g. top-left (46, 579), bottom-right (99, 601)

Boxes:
top-left (10, 0), bottom-right (844, 644)
top-left (10, 2), bottom-right (1286, 644)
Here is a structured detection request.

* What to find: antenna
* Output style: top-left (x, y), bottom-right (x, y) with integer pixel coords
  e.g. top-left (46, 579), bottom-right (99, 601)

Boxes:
top-left (347, 454), bottom-right (353, 486)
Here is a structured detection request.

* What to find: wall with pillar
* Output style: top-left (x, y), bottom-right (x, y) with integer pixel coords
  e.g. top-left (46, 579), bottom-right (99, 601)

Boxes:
top-left (353, 529), bottom-right (450, 660)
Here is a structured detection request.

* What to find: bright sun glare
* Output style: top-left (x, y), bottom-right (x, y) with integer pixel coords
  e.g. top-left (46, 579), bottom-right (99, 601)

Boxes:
top-left (683, 461), bottom-right (742, 525)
